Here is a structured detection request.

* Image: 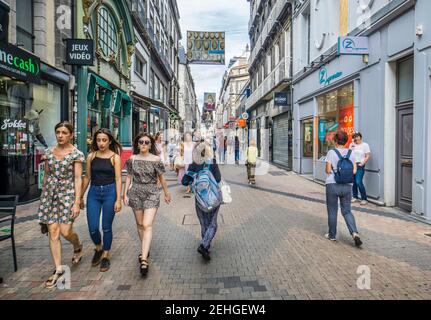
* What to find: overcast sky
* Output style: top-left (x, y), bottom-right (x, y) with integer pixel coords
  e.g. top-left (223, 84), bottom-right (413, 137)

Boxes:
top-left (177, 0), bottom-right (250, 112)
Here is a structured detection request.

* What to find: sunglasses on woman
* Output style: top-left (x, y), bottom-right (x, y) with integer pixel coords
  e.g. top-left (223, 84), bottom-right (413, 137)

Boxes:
top-left (138, 139), bottom-right (151, 145)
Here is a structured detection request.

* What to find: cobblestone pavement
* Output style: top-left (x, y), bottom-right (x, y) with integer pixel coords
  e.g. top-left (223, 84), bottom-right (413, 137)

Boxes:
top-left (1, 164), bottom-right (431, 300)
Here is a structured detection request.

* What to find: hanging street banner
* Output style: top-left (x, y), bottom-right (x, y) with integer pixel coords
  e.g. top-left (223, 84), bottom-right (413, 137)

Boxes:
top-left (203, 92), bottom-right (216, 111)
top-left (66, 39), bottom-right (94, 65)
top-left (187, 31), bottom-right (225, 65)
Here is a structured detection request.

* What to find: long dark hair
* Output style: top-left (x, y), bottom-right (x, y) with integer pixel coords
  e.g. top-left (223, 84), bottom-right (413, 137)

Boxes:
top-left (91, 128), bottom-right (122, 154)
top-left (133, 132), bottom-right (157, 155)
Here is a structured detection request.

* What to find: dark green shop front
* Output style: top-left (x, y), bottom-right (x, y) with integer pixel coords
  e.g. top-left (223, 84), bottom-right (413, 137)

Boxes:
top-left (85, 73), bottom-right (131, 153)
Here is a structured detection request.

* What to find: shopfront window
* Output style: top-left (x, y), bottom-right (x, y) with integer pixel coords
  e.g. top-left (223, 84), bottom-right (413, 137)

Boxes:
top-left (302, 119), bottom-right (313, 157)
top-left (0, 77), bottom-right (61, 201)
top-left (317, 83), bottom-right (354, 159)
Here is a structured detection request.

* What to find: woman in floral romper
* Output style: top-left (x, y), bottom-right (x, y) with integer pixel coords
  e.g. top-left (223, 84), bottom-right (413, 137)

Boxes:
top-left (38, 122), bottom-right (85, 289)
top-left (123, 133), bottom-right (171, 277)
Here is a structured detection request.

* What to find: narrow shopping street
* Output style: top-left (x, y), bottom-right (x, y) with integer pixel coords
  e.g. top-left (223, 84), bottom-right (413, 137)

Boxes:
top-left (1, 165), bottom-right (431, 300)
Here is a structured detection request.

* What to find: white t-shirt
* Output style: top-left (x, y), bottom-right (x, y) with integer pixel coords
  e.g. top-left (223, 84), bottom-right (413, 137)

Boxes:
top-left (184, 142), bottom-right (194, 165)
top-left (350, 142), bottom-right (371, 163)
top-left (325, 148), bottom-right (355, 185)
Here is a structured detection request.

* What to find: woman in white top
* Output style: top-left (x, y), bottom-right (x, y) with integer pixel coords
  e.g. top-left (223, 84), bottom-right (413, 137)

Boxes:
top-left (349, 132), bottom-right (371, 205)
top-left (155, 132), bottom-right (166, 165)
top-left (183, 132), bottom-right (195, 198)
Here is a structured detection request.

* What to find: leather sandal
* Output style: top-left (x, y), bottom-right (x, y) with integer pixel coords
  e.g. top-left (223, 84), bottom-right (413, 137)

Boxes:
top-left (140, 259), bottom-right (149, 277)
top-left (138, 251), bottom-right (150, 263)
top-left (44, 269), bottom-right (65, 289)
top-left (72, 243), bottom-right (83, 265)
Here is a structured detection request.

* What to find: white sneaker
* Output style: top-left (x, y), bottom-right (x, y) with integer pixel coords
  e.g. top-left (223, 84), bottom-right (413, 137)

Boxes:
top-left (324, 234), bottom-right (336, 241)
top-left (360, 200), bottom-right (368, 206)
top-left (351, 198), bottom-right (358, 203)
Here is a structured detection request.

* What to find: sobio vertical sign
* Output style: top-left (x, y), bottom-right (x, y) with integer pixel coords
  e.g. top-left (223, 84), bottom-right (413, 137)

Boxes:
top-left (66, 39), bottom-right (94, 65)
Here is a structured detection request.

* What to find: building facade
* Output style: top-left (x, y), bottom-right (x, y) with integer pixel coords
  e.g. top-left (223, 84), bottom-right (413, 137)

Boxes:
top-left (0, 0), bottom-right (73, 202)
top-left (74, 0), bottom-right (135, 155)
top-left (245, 0), bottom-right (293, 169)
top-left (178, 45), bottom-right (198, 135)
top-left (291, 0), bottom-right (431, 220)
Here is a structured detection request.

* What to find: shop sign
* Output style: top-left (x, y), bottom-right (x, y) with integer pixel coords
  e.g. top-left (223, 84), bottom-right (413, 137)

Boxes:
top-left (319, 67), bottom-right (342, 86)
top-left (274, 92), bottom-right (289, 106)
top-left (338, 36), bottom-right (369, 55)
top-left (0, 2), bottom-right (9, 42)
top-left (241, 112), bottom-right (249, 120)
top-left (1, 119), bottom-right (27, 130)
top-left (0, 42), bottom-right (41, 83)
top-left (66, 39), bottom-right (94, 65)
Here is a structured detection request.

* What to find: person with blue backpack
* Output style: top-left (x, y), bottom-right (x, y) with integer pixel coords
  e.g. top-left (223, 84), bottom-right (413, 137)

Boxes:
top-left (325, 131), bottom-right (363, 247)
top-left (182, 141), bottom-right (222, 261)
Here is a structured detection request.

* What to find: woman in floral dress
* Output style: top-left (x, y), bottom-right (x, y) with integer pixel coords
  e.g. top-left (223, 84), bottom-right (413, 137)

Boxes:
top-left (123, 133), bottom-right (171, 277)
top-left (38, 122), bottom-right (85, 288)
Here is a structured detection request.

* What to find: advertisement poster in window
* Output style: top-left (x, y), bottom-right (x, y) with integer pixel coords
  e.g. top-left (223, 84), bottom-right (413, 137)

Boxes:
top-left (338, 103), bottom-right (354, 147)
top-left (38, 162), bottom-right (45, 189)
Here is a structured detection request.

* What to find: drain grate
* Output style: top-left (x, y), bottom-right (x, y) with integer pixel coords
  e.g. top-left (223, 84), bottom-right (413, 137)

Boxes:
top-left (268, 171), bottom-right (288, 176)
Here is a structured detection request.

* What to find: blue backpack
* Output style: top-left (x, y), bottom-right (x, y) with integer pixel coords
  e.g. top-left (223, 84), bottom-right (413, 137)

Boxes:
top-left (332, 149), bottom-right (354, 184)
top-left (186, 164), bottom-right (222, 213)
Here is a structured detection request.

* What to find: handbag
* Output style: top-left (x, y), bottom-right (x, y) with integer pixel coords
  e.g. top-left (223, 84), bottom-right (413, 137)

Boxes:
top-left (40, 223), bottom-right (48, 235)
top-left (219, 180), bottom-right (232, 204)
top-left (174, 155), bottom-right (185, 169)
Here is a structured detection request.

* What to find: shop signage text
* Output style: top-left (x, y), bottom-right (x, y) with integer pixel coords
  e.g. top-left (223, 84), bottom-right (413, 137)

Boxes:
top-left (0, 43), bottom-right (41, 83)
top-left (274, 92), bottom-right (289, 106)
top-left (319, 67), bottom-right (343, 86)
top-left (1, 119), bottom-right (27, 130)
top-left (338, 36), bottom-right (369, 55)
top-left (66, 39), bottom-right (94, 65)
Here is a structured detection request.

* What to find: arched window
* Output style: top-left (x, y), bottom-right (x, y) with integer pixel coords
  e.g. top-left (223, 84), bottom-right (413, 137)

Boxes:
top-left (98, 7), bottom-right (118, 57)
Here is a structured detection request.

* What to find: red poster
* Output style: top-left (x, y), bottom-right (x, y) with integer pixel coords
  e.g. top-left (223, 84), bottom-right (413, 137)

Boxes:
top-left (120, 147), bottom-right (133, 170)
top-left (338, 104), bottom-right (354, 147)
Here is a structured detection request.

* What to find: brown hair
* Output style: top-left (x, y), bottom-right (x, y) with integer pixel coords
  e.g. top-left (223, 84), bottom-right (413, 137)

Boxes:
top-left (133, 132), bottom-right (157, 155)
top-left (54, 121), bottom-right (74, 134)
top-left (352, 132), bottom-right (363, 140)
top-left (333, 131), bottom-right (349, 146)
top-left (91, 128), bottom-right (123, 154)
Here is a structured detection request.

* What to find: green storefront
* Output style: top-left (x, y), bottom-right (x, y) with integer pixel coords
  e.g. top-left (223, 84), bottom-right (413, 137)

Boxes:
top-left (75, 0), bottom-right (135, 153)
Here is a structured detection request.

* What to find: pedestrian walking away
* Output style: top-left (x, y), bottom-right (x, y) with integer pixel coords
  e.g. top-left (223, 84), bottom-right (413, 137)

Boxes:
top-left (325, 131), bottom-right (363, 247)
top-left (350, 132), bottom-right (371, 206)
top-left (182, 141), bottom-right (222, 261)
top-left (123, 133), bottom-right (171, 277)
top-left (168, 138), bottom-right (176, 171)
top-left (37, 121), bottom-right (85, 288)
top-left (246, 139), bottom-right (258, 185)
top-left (183, 132), bottom-right (195, 198)
top-left (234, 136), bottom-right (240, 164)
top-left (80, 129), bottom-right (123, 272)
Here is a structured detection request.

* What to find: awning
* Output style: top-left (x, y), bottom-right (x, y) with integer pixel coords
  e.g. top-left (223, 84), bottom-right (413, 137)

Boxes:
top-left (87, 73), bottom-right (112, 108)
top-left (113, 89), bottom-right (132, 116)
top-left (130, 91), bottom-right (176, 113)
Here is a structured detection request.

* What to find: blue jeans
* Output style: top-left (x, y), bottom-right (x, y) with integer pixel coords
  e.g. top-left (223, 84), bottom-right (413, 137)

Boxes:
top-left (235, 149), bottom-right (240, 162)
top-left (86, 183), bottom-right (117, 251)
top-left (326, 183), bottom-right (359, 239)
top-left (352, 165), bottom-right (367, 201)
top-left (195, 202), bottom-right (219, 250)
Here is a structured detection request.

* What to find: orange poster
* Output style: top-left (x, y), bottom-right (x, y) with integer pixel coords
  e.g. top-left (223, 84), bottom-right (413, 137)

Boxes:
top-left (338, 104), bottom-right (354, 147)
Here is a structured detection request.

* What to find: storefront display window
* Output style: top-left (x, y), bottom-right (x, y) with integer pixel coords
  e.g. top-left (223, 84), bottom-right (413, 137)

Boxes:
top-left (0, 77), bottom-right (61, 201)
top-left (317, 83), bottom-right (354, 158)
top-left (302, 119), bottom-right (313, 157)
